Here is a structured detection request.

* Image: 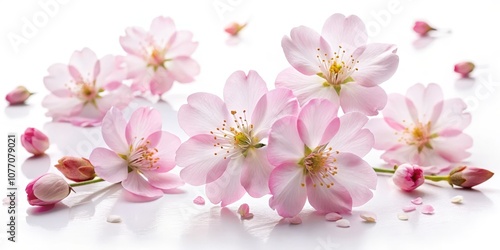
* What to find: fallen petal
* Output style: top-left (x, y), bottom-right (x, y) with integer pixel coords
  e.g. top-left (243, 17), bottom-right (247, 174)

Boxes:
top-left (402, 205), bottom-right (416, 212)
top-left (336, 219), bottom-right (350, 228)
top-left (289, 216), bottom-right (302, 225)
top-left (451, 195), bottom-right (464, 204)
top-left (360, 213), bottom-right (377, 222)
top-left (325, 212), bottom-right (343, 221)
top-left (421, 205), bottom-right (435, 215)
top-left (411, 197), bottom-right (423, 205)
top-left (238, 203), bottom-right (250, 216)
top-left (241, 212), bottom-right (254, 220)
top-left (193, 196), bottom-right (205, 205)
top-left (107, 215), bottom-right (122, 223)
top-left (397, 213), bottom-right (409, 221)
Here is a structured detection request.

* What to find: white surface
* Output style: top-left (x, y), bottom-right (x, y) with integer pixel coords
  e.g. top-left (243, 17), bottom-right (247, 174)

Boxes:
top-left (1, 0), bottom-right (500, 249)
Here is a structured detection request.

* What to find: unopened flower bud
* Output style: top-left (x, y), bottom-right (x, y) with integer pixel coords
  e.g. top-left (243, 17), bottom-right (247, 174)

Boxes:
top-left (5, 86), bottom-right (33, 105)
top-left (21, 127), bottom-right (50, 156)
top-left (55, 156), bottom-right (96, 182)
top-left (392, 163), bottom-right (425, 191)
top-left (413, 21), bottom-right (436, 36)
top-left (448, 166), bottom-right (494, 188)
top-left (224, 22), bottom-right (247, 36)
top-left (454, 61), bottom-right (475, 77)
top-left (26, 173), bottom-right (71, 206)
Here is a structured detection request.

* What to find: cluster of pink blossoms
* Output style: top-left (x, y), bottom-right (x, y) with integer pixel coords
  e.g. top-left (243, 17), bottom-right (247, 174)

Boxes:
top-left (20, 13), bottom-right (494, 221)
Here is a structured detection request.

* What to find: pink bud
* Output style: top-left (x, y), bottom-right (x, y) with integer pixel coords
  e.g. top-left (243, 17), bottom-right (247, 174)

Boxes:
top-left (392, 163), bottom-right (425, 191)
top-left (55, 156), bottom-right (96, 182)
top-left (26, 173), bottom-right (71, 206)
top-left (413, 21), bottom-right (436, 36)
top-left (21, 128), bottom-right (50, 156)
top-left (454, 61), bottom-right (475, 77)
top-left (224, 22), bottom-right (247, 36)
top-left (449, 166), bottom-right (494, 188)
top-left (5, 86), bottom-right (32, 105)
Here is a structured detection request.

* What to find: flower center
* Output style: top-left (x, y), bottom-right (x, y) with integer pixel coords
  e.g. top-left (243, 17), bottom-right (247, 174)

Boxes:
top-left (398, 121), bottom-right (438, 153)
top-left (210, 110), bottom-right (263, 159)
top-left (126, 137), bottom-right (160, 171)
top-left (147, 47), bottom-right (169, 70)
top-left (67, 80), bottom-right (103, 105)
top-left (316, 45), bottom-right (359, 93)
top-left (299, 145), bottom-right (338, 188)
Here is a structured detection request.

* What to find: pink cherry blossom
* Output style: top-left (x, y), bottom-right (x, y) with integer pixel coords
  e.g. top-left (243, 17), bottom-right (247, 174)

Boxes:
top-left (366, 83), bottom-right (472, 173)
top-left (267, 99), bottom-right (377, 218)
top-left (454, 61), bottom-right (475, 77)
top-left (5, 86), bottom-right (33, 105)
top-left (176, 70), bottom-right (299, 206)
top-left (89, 107), bottom-right (182, 200)
top-left (42, 48), bottom-right (132, 127)
top-left (26, 173), bottom-right (71, 206)
top-left (120, 16), bottom-right (200, 97)
top-left (276, 13), bottom-right (399, 116)
top-left (21, 127), bottom-right (50, 156)
top-left (392, 163), bottom-right (425, 191)
top-left (448, 166), bottom-right (494, 188)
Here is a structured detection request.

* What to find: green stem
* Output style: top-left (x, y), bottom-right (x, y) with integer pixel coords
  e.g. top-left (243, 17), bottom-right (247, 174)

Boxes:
top-left (373, 167), bottom-right (396, 174)
top-left (69, 177), bottom-right (106, 187)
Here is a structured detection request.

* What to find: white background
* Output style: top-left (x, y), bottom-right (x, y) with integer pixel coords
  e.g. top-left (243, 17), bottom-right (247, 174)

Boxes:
top-left (1, 0), bottom-right (500, 249)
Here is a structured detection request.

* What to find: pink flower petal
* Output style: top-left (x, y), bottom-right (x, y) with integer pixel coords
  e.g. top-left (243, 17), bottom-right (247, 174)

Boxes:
top-left (142, 172), bottom-right (184, 190)
top-left (177, 134), bottom-right (231, 185)
top-left (193, 196), bottom-right (205, 205)
top-left (339, 83), bottom-right (387, 116)
top-left (275, 67), bottom-right (340, 107)
top-left (69, 48), bottom-right (98, 80)
top-left (251, 88), bottom-right (299, 138)
top-left (306, 176), bottom-right (352, 214)
top-left (321, 13), bottom-right (367, 52)
top-left (205, 158), bottom-right (246, 207)
top-left (121, 171), bottom-right (163, 199)
top-left (125, 107), bottom-right (162, 145)
top-left (328, 112), bottom-right (373, 157)
top-left (120, 27), bottom-right (148, 56)
top-left (406, 83), bottom-right (443, 122)
top-left (297, 99), bottom-right (340, 148)
top-left (421, 204), bottom-right (435, 215)
top-left (267, 116), bottom-right (304, 166)
top-left (238, 203), bottom-right (250, 216)
top-left (380, 93), bottom-right (415, 131)
top-left (178, 93), bottom-right (230, 136)
top-left (240, 149), bottom-right (273, 198)
top-left (351, 43), bottom-right (399, 87)
top-left (330, 152), bottom-right (377, 206)
top-left (148, 131), bottom-right (181, 172)
top-left (432, 98), bottom-right (471, 133)
top-left (43, 63), bottom-right (74, 96)
top-left (269, 163), bottom-right (307, 218)
top-left (365, 118), bottom-right (401, 150)
top-left (223, 70), bottom-right (268, 118)
top-left (325, 212), bottom-right (342, 221)
top-left (149, 67), bottom-right (175, 95)
top-left (166, 30), bottom-right (198, 57)
top-left (101, 107), bottom-right (129, 155)
top-left (241, 212), bottom-right (254, 220)
top-left (288, 215), bottom-right (302, 225)
top-left (282, 26), bottom-right (326, 75)
top-left (402, 205), bottom-right (416, 212)
top-left (166, 56), bottom-right (200, 83)
top-left (149, 16), bottom-right (176, 46)
top-left (90, 147), bottom-right (128, 183)
top-left (411, 197), bottom-right (423, 205)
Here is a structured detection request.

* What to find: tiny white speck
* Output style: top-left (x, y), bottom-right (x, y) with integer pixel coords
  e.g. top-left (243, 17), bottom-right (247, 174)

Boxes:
top-left (451, 195), bottom-right (464, 204)
top-left (107, 215), bottom-right (122, 223)
top-left (336, 219), bottom-right (350, 228)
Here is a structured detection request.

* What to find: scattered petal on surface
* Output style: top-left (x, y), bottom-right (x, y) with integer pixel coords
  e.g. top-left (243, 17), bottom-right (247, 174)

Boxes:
top-left (336, 219), bottom-right (350, 228)
top-left (193, 196), bottom-right (205, 205)
top-left (411, 197), bottom-right (423, 205)
top-left (288, 216), bottom-right (302, 225)
top-left (402, 205), bottom-right (416, 212)
top-left (421, 205), bottom-right (435, 215)
top-left (451, 195), bottom-right (464, 204)
top-left (107, 215), bottom-right (122, 223)
top-left (241, 213), bottom-right (254, 220)
top-left (325, 212), bottom-right (343, 221)
top-left (238, 203), bottom-right (254, 220)
top-left (398, 213), bottom-right (409, 221)
top-left (360, 213), bottom-right (377, 222)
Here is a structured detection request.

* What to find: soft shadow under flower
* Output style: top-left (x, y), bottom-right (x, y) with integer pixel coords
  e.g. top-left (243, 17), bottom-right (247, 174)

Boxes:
top-left (21, 154), bottom-right (51, 179)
